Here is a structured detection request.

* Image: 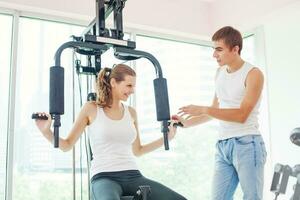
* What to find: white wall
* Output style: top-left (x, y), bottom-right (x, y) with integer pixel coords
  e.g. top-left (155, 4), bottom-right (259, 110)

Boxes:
top-left (210, 0), bottom-right (298, 34)
top-left (1, 0), bottom-right (299, 37)
top-left (0, 0), bottom-right (212, 37)
top-left (263, 1), bottom-right (300, 165)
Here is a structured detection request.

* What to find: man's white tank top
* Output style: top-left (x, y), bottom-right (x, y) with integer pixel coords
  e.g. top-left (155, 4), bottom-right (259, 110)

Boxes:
top-left (87, 105), bottom-right (138, 177)
top-left (215, 62), bottom-right (261, 140)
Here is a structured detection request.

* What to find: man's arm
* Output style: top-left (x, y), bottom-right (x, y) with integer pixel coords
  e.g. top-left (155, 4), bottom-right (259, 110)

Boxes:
top-left (178, 94), bottom-right (219, 128)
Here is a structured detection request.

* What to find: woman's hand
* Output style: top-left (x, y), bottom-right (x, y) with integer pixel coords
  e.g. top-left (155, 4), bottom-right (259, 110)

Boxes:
top-left (168, 121), bottom-right (178, 140)
top-left (171, 114), bottom-right (187, 128)
top-left (34, 112), bottom-right (52, 135)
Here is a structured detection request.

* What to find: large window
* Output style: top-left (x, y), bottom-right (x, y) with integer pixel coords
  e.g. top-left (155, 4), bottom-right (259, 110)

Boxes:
top-left (0, 14), bottom-right (13, 200)
top-left (13, 17), bottom-right (86, 200)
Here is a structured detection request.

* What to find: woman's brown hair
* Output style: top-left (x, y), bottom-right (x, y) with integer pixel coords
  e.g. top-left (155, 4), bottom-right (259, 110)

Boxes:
top-left (96, 64), bottom-right (136, 108)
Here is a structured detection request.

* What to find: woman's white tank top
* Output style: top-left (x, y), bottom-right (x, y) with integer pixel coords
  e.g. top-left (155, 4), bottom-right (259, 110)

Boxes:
top-left (87, 105), bottom-right (138, 177)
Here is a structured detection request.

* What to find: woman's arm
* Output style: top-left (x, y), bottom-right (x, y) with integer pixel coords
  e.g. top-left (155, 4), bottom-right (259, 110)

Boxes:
top-left (129, 107), bottom-right (177, 157)
top-left (35, 102), bottom-right (96, 152)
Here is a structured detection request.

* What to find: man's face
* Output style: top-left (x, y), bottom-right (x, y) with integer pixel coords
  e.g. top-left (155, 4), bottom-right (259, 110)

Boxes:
top-left (213, 39), bottom-right (239, 66)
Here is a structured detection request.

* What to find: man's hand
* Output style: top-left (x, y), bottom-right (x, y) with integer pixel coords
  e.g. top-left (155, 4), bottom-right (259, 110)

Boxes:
top-left (178, 105), bottom-right (208, 119)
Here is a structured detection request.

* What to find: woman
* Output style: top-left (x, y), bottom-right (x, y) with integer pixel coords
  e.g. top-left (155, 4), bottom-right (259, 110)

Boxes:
top-left (35, 64), bottom-right (186, 200)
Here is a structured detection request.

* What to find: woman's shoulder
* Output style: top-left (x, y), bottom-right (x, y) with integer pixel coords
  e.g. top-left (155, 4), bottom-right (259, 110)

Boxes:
top-left (84, 101), bottom-right (98, 109)
top-left (82, 101), bottom-right (98, 115)
top-left (83, 101), bottom-right (98, 125)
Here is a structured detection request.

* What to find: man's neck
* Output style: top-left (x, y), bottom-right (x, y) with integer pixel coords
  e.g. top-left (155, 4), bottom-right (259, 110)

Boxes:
top-left (227, 58), bottom-right (245, 73)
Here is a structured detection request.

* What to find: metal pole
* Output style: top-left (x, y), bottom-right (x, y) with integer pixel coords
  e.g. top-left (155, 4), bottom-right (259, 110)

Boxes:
top-left (72, 52), bottom-right (76, 200)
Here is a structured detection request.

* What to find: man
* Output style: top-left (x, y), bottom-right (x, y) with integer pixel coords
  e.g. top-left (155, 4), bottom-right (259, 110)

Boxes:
top-left (176, 26), bottom-right (267, 200)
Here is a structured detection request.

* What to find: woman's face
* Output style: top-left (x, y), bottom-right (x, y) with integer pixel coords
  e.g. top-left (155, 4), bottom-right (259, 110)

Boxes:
top-left (112, 75), bottom-right (136, 101)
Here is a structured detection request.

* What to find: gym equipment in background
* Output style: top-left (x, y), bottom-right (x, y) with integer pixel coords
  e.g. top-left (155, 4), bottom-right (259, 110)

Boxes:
top-left (270, 127), bottom-right (300, 200)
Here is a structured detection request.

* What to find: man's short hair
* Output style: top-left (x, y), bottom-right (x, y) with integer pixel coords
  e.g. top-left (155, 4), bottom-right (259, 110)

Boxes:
top-left (212, 26), bottom-right (243, 54)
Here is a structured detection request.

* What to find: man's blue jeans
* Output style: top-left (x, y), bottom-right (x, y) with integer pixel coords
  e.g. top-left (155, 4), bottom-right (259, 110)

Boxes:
top-left (212, 135), bottom-right (267, 200)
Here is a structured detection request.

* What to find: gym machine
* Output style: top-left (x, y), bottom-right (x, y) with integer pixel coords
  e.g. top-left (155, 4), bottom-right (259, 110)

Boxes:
top-left (49, 0), bottom-right (173, 151)
top-left (270, 127), bottom-right (300, 200)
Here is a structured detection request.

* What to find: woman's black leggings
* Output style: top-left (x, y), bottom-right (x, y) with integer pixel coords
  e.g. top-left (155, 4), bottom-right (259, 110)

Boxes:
top-left (91, 170), bottom-right (187, 200)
